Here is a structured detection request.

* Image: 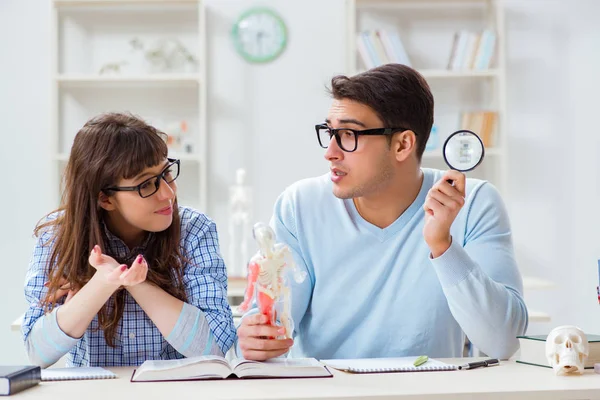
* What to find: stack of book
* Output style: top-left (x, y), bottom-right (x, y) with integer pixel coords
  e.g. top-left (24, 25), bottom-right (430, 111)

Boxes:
top-left (356, 30), bottom-right (411, 70)
top-left (516, 334), bottom-right (600, 368)
top-left (447, 29), bottom-right (497, 70)
top-left (356, 29), bottom-right (496, 72)
top-left (460, 111), bottom-right (497, 147)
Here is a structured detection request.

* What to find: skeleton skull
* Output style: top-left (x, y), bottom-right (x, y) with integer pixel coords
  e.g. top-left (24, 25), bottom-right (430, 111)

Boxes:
top-left (545, 325), bottom-right (589, 375)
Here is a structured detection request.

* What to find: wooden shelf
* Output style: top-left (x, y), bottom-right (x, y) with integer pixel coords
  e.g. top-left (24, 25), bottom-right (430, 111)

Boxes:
top-left (356, 0), bottom-right (488, 9)
top-left (354, 69), bottom-right (499, 79)
top-left (523, 276), bottom-right (556, 291)
top-left (11, 315), bottom-right (23, 332)
top-left (420, 69), bottom-right (499, 79)
top-left (57, 74), bottom-right (201, 88)
top-left (528, 310), bottom-right (551, 323)
top-left (228, 277), bottom-right (247, 298)
top-left (55, 153), bottom-right (202, 162)
top-left (54, 0), bottom-right (198, 7)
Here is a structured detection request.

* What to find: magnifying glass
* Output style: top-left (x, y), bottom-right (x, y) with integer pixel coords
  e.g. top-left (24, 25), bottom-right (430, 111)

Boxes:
top-left (442, 130), bottom-right (484, 172)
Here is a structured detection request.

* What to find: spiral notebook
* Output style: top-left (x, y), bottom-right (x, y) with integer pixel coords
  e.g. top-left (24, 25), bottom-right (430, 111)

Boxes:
top-left (321, 357), bottom-right (458, 373)
top-left (41, 367), bottom-right (117, 381)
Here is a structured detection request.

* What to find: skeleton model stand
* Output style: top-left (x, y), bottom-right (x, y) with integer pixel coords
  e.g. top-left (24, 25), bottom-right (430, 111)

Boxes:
top-left (545, 325), bottom-right (589, 375)
top-left (238, 223), bottom-right (306, 339)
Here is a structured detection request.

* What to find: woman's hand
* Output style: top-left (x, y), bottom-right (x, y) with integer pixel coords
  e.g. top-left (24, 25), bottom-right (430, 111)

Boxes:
top-left (44, 277), bottom-right (79, 304)
top-left (88, 245), bottom-right (123, 289)
top-left (88, 245), bottom-right (147, 288)
top-left (120, 254), bottom-right (148, 287)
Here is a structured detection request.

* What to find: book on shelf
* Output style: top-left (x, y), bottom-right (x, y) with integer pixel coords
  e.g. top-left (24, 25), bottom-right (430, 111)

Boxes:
top-left (130, 355), bottom-right (332, 382)
top-left (370, 31), bottom-right (390, 65)
top-left (357, 32), bottom-right (376, 70)
top-left (357, 30), bottom-right (411, 70)
top-left (0, 366), bottom-right (41, 396)
top-left (516, 334), bottom-right (600, 369)
top-left (474, 30), bottom-right (497, 70)
top-left (461, 111), bottom-right (497, 147)
top-left (447, 29), bottom-right (497, 70)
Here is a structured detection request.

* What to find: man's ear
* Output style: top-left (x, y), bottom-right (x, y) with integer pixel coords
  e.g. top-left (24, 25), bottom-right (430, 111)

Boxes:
top-left (98, 191), bottom-right (116, 211)
top-left (393, 130), bottom-right (417, 162)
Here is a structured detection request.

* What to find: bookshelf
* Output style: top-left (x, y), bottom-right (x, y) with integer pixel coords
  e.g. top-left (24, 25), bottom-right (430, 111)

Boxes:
top-left (49, 0), bottom-right (250, 310)
top-left (50, 0), bottom-right (207, 211)
top-left (346, 0), bottom-right (507, 192)
top-left (523, 277), bottom-right (556, 323)
top-left (346, 0), bottom-right (554, 325)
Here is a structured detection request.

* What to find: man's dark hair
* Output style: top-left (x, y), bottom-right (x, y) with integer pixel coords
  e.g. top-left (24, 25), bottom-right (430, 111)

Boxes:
top-left (328, 63), bottom-right (434, 161)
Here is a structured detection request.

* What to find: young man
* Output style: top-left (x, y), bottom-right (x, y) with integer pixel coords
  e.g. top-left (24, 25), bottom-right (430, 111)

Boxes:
top-left (237, 64), bottom-right (528, 361)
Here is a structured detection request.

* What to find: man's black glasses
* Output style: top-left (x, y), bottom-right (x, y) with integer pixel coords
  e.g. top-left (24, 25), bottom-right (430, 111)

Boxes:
top-left (103, 158), bottom-right (180, 198)
top-left (315, 124), bottom-right (411, 152)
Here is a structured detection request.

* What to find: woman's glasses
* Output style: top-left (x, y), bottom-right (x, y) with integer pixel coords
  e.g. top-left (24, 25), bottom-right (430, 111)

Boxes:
top-left (103, 158), bottom-right (180, 198)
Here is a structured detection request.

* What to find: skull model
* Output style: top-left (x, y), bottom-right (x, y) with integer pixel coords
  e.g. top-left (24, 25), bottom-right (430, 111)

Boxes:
top-left (545, 325), bottom-right (589, 375)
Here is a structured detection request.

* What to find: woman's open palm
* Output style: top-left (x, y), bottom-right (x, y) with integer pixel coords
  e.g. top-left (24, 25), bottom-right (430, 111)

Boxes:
top-left (88, 245), bottom-right (148, 288)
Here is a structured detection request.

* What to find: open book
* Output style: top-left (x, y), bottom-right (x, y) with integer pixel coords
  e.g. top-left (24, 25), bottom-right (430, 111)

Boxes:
top-left (131, 355), bottom-right (332, 382)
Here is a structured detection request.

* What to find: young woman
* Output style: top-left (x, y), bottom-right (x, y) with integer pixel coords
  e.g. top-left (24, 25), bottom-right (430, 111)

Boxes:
top-left (22, 113), bottom-right (235, 367)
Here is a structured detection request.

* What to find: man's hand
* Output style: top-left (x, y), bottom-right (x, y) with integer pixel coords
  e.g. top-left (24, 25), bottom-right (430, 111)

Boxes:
top-left (237, 314), bottom-right (294, 361)
top-left (423, 170), bottom-right (466, 258)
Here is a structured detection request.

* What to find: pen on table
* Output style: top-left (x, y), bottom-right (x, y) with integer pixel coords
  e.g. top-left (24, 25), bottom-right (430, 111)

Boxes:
top-left (458, 359), bottom-right (499, 370)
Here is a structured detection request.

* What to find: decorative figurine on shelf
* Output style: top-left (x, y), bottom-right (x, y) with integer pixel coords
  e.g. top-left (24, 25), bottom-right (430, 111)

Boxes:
top-left (98, 61), bottom-right (127, 75)
top-left (164, 120), bottom-right (189, 154)
top-left (238, 222), bottom-right (306, 339)
top-left (129, 37), bottom-right (198, 73)
top-left (227, 169), bottom-right (252, 278)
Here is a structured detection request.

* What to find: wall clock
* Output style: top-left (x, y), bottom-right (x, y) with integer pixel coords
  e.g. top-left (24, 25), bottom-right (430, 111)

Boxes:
top-left (232, 8), bottom-right (287, 63)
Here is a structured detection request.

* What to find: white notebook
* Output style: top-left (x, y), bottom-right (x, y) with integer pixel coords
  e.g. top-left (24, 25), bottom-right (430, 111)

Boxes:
top-left (321, 357), bottom-right (458, 373)
top-left (41, 367), bottom-right (117, 381)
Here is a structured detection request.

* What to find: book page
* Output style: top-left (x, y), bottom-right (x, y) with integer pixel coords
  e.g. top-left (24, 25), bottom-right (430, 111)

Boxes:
top-left (232, 358), bottom-right (330, 378)
top-left (132, 355), bottom-right (231, 381)
top-left (231, 357), bottom-right (323, 370)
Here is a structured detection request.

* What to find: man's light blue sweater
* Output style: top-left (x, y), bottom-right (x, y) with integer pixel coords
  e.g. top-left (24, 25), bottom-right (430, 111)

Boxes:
top-left (260, 168), bottom-right (527, 360)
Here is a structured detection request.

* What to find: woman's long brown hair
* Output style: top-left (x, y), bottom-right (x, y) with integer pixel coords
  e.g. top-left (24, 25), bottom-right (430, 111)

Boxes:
top-left (36, 112), bottom-right (188, 346)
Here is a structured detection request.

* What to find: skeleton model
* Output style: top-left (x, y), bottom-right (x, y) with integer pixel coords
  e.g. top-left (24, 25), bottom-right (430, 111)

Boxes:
top-left (228, 169), bottom-right (252, 277)
top-left (545, 325), bottom-right (589, 375)
top-left (238, 223), bottom-right (306, 339)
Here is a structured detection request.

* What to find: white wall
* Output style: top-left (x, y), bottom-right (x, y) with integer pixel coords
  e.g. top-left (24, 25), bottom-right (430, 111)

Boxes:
top-left (502, 0), bottom-right (600, 335)
top-left (0, 1), bottom-right (53, 363)
top-left (0, 0), bottom-right (599, 364)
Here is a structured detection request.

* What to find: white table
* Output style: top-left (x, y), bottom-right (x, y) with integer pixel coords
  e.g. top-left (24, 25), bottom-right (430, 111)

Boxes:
top-left (11, 315), bottom-right (23, 332)
top-left (15, 359), bottom-right (600, 400)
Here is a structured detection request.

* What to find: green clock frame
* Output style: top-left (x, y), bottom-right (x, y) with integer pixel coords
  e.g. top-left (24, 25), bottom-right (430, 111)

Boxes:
top-left (231, 7), bottom-right (288, 64)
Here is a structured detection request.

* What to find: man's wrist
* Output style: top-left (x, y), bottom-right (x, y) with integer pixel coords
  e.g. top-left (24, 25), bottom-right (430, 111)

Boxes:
top-left (429, 236), bottom-right (452, 259)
